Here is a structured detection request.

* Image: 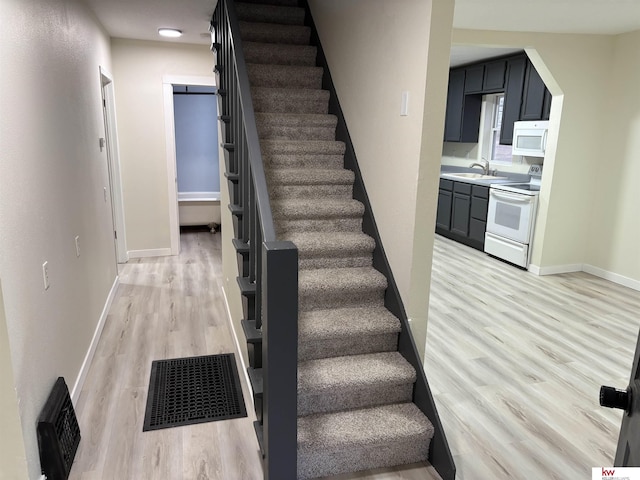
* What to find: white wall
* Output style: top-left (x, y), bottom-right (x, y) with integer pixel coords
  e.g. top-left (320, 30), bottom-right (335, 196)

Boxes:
top-left (587, 29), bottom-right (640, 284)
top-left (111, 39), bottom-right (215, 253)
top-left (0, 0), bottom-right (117, 477)
top-left (308, 0), bottom-right (453, 356)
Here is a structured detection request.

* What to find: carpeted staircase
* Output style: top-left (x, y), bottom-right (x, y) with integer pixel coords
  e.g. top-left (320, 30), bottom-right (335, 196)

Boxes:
top-left (235, 1), bottom-right (435, 478)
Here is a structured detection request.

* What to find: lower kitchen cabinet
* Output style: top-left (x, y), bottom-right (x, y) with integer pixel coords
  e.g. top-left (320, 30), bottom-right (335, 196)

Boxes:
top-left (451, 182), bottom-right (472, 237)
top-left (435, 179), bottom-right (489, 251)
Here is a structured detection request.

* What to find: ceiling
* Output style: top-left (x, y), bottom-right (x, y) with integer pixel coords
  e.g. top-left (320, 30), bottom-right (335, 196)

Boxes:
top-left (82, 0), bottom-right (640, 60)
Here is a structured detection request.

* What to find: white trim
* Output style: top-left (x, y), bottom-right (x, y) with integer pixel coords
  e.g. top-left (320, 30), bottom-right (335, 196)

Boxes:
top-left (127, 248), bottom-right (172, 259)
top-left (583, 264), bottom-right (640, 292)
top-left (163, 83), bottom-right (180, 256)
top-left (221, 285), bottom-right (254, 410)
top-left (100, 67), bottom-right (128, 264)
top-left (71, 276), bottom-right (120, 403)
top-left (178, 191), bottom-right (221, 202)
top-left (530, 263), bottom-right (582, 276)
top-left (162, 74), bottom-right (217, 257)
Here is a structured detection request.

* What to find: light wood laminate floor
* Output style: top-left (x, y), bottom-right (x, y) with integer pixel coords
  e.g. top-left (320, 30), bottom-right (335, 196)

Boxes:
top-left (425, 235), bottom-right (640, 479)
top-left (69, 232), bottom-right (439, 480)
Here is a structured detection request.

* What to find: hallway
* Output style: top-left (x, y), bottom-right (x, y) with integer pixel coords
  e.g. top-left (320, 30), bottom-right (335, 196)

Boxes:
top-left (69, 232), bottom-right (264, 479)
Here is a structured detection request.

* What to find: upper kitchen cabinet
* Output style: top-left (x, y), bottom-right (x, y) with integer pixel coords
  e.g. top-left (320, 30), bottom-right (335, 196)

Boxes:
top-left (483, 59), bottom-right (506, 92)
top-left (521, 62), bottom-right (551, 121)
top-left (464, 65), bottom-right (485, 93)
top-left (444, 68), bottom-right (482, 142)
top-left (499, 56), bottom-right (527, 145)
top-left (444, 53), bottom-right (550, 144)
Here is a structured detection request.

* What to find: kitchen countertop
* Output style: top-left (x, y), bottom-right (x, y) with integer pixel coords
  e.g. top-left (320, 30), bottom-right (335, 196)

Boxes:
top-left (439, 166), bottom-right (529, 187)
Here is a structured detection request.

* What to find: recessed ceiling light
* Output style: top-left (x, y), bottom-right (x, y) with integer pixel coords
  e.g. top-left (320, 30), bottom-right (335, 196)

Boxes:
top-left (158, 28), bottom-right (183, 38)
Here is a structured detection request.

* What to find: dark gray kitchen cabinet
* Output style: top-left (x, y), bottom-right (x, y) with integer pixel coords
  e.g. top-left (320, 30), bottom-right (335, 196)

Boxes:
top-left (444, 69), bottom-right (465, 142)
top-left (451, 182), bottom-right (472, 237)
top-left (500, 56), bottom-right (527, 145)
top-left (483, 59), bottom-right (506, 92)
top-left (464, 65), bottom-right (484, 93)
top-left (542, 89), bottom-right (552, 120)
top-left (436, 179), bottom-right (453, 231)
top-left (436, 179), bottom-right (489, 251)
top-left (469, 185), bottom-right (489, 248)
top-left (520, 62), bottom-right (548, 121)
top-left (444, 69), bottom-right (482, 142)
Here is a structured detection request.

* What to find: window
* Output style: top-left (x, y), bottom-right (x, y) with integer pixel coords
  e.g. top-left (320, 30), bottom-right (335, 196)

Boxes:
top-left (483, 94), bottom-right (512, 164)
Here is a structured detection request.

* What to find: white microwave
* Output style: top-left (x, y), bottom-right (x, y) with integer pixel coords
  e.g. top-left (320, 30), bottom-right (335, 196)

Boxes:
top-left (512, 120), bottom-right (549, 157)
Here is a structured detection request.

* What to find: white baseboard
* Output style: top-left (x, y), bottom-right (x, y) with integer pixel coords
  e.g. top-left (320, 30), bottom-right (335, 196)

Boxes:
top-left (127, 248), bottom-right (172, 259)
top-left (221, 285), bottom-right (254, 410)
top-left (583, 264), bottom-right (640, 292)
top-left (529, 263), bottom-right (582, 276)
top-left (71, 276), bottom-right (119, 404)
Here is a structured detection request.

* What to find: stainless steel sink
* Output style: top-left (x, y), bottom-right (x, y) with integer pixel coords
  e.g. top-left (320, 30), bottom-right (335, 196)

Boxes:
top-left (442, 173), bottom-right (508, 180)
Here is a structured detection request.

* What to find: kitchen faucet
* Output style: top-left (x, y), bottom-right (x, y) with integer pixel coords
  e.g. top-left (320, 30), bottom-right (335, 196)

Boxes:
top-left (469, 158), bottom-right (490, 175)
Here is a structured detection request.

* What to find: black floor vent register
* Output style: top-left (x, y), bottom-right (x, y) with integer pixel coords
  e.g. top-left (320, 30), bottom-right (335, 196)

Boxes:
top-left (143, 353), bottom-right (247, 431)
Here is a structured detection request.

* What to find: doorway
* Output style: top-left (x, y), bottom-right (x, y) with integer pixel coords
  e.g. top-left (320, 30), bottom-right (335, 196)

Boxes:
top-left (100, 67), bottom-right (127, 264)
top-left (162, 75), bottom-right (217, 255)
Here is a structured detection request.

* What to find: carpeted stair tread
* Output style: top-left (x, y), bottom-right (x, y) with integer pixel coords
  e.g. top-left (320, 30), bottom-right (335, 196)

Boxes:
top-left (243, 41), bottom-right (317, 66)
top-left (297, 403), bottom-right (433, 479)
top-left (247, 64), bottom-right (324, 89)
top-left (273, 198), bottom-right (364, 219)
top-left (297, 352), bottom-right (416, 416)
top-left (238, 22), bottom-right (310, 47)
top-left (256, 112), bottom-right (337, 129)
top-left (252, 87), bottom-right (330, 114)
top-left (298, 352), bottom-right (415, 396)
top-left (268, 168), bottom-right (353, 186)
top-left (284, 231), bottom-right (375, 268)
top-left (263, 153), bottom-right (345, 170)
top-left (235, 2), bottom-right (305, 25)
top-left (257, 113), bottom-right (337, 141)
top-left (261, 139), bottom-right (345, 156)
top-left (299, 306), bottom-right (401, 341)
top-left (298, 267), bottom-right (387, 311)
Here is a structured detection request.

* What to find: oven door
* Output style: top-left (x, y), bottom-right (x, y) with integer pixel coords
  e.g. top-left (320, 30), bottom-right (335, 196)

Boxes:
top-left (486, 189), bottom-right (536, 244)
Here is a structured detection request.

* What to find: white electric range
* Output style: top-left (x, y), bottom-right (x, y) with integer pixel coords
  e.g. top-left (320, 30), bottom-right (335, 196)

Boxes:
top-left (484, 165), bottom-right (542, 268)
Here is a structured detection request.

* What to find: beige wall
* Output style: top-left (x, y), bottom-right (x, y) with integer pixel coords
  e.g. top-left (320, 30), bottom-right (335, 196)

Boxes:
top-left (451, 30), bottom-right (617, 274)
top-left (308, 0), bottom-right (453, 356)
top-left (587, 29), bottom-right (640, 282)
top-left (0, 280), bottom-right (29, 480)
top-left (0, 0), bottom-right (117, 477)
top-left (111, 39), bottom-right (215, 253)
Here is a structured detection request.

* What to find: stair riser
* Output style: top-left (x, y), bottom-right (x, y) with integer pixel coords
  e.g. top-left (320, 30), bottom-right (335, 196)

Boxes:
top-left (258, 126), bottom-right (336, 141)
top-left (238, 0), bottom-right (301, 7)
top-left (299, 333), bottom-right (398, 361)
top-left (269, 185), bottom-right (352, 199)
top-left (248, 68), bottom-right (323, 89)
top-left (298, 383), bottom-right (413, 417)
top-left (236, 4), bottom-right (305, 25)
top-left (253, 95), bottom-right (329, 114)
top-left (239, 23), bottom-right (310, 45)
top-left (244, 45), bottom-right (317, 66)
top-left (277, 218), bottom-right (363, 236)
top-left (265, 154), bottom-right (345, 170)
top-left (299, 255), bottom-right (372, 270)
top-left (300, 287), bottom-right (384, 311)
top-left (260, 141), bottom-right (345, 156)
top-left (297, 437), bottom-right (432, 480)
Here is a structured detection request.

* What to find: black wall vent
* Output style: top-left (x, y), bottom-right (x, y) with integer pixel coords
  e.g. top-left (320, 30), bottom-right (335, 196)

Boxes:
top-left (37, 377), bottom-right (81, 480)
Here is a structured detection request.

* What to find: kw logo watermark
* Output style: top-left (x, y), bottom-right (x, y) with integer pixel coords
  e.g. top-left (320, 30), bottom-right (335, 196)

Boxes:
top-left (593, 467), bottom-right (640, 480)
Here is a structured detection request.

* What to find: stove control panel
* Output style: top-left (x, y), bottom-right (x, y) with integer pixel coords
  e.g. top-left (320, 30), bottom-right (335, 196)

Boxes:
top-left (528, 164), bottom-right (543, 178)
